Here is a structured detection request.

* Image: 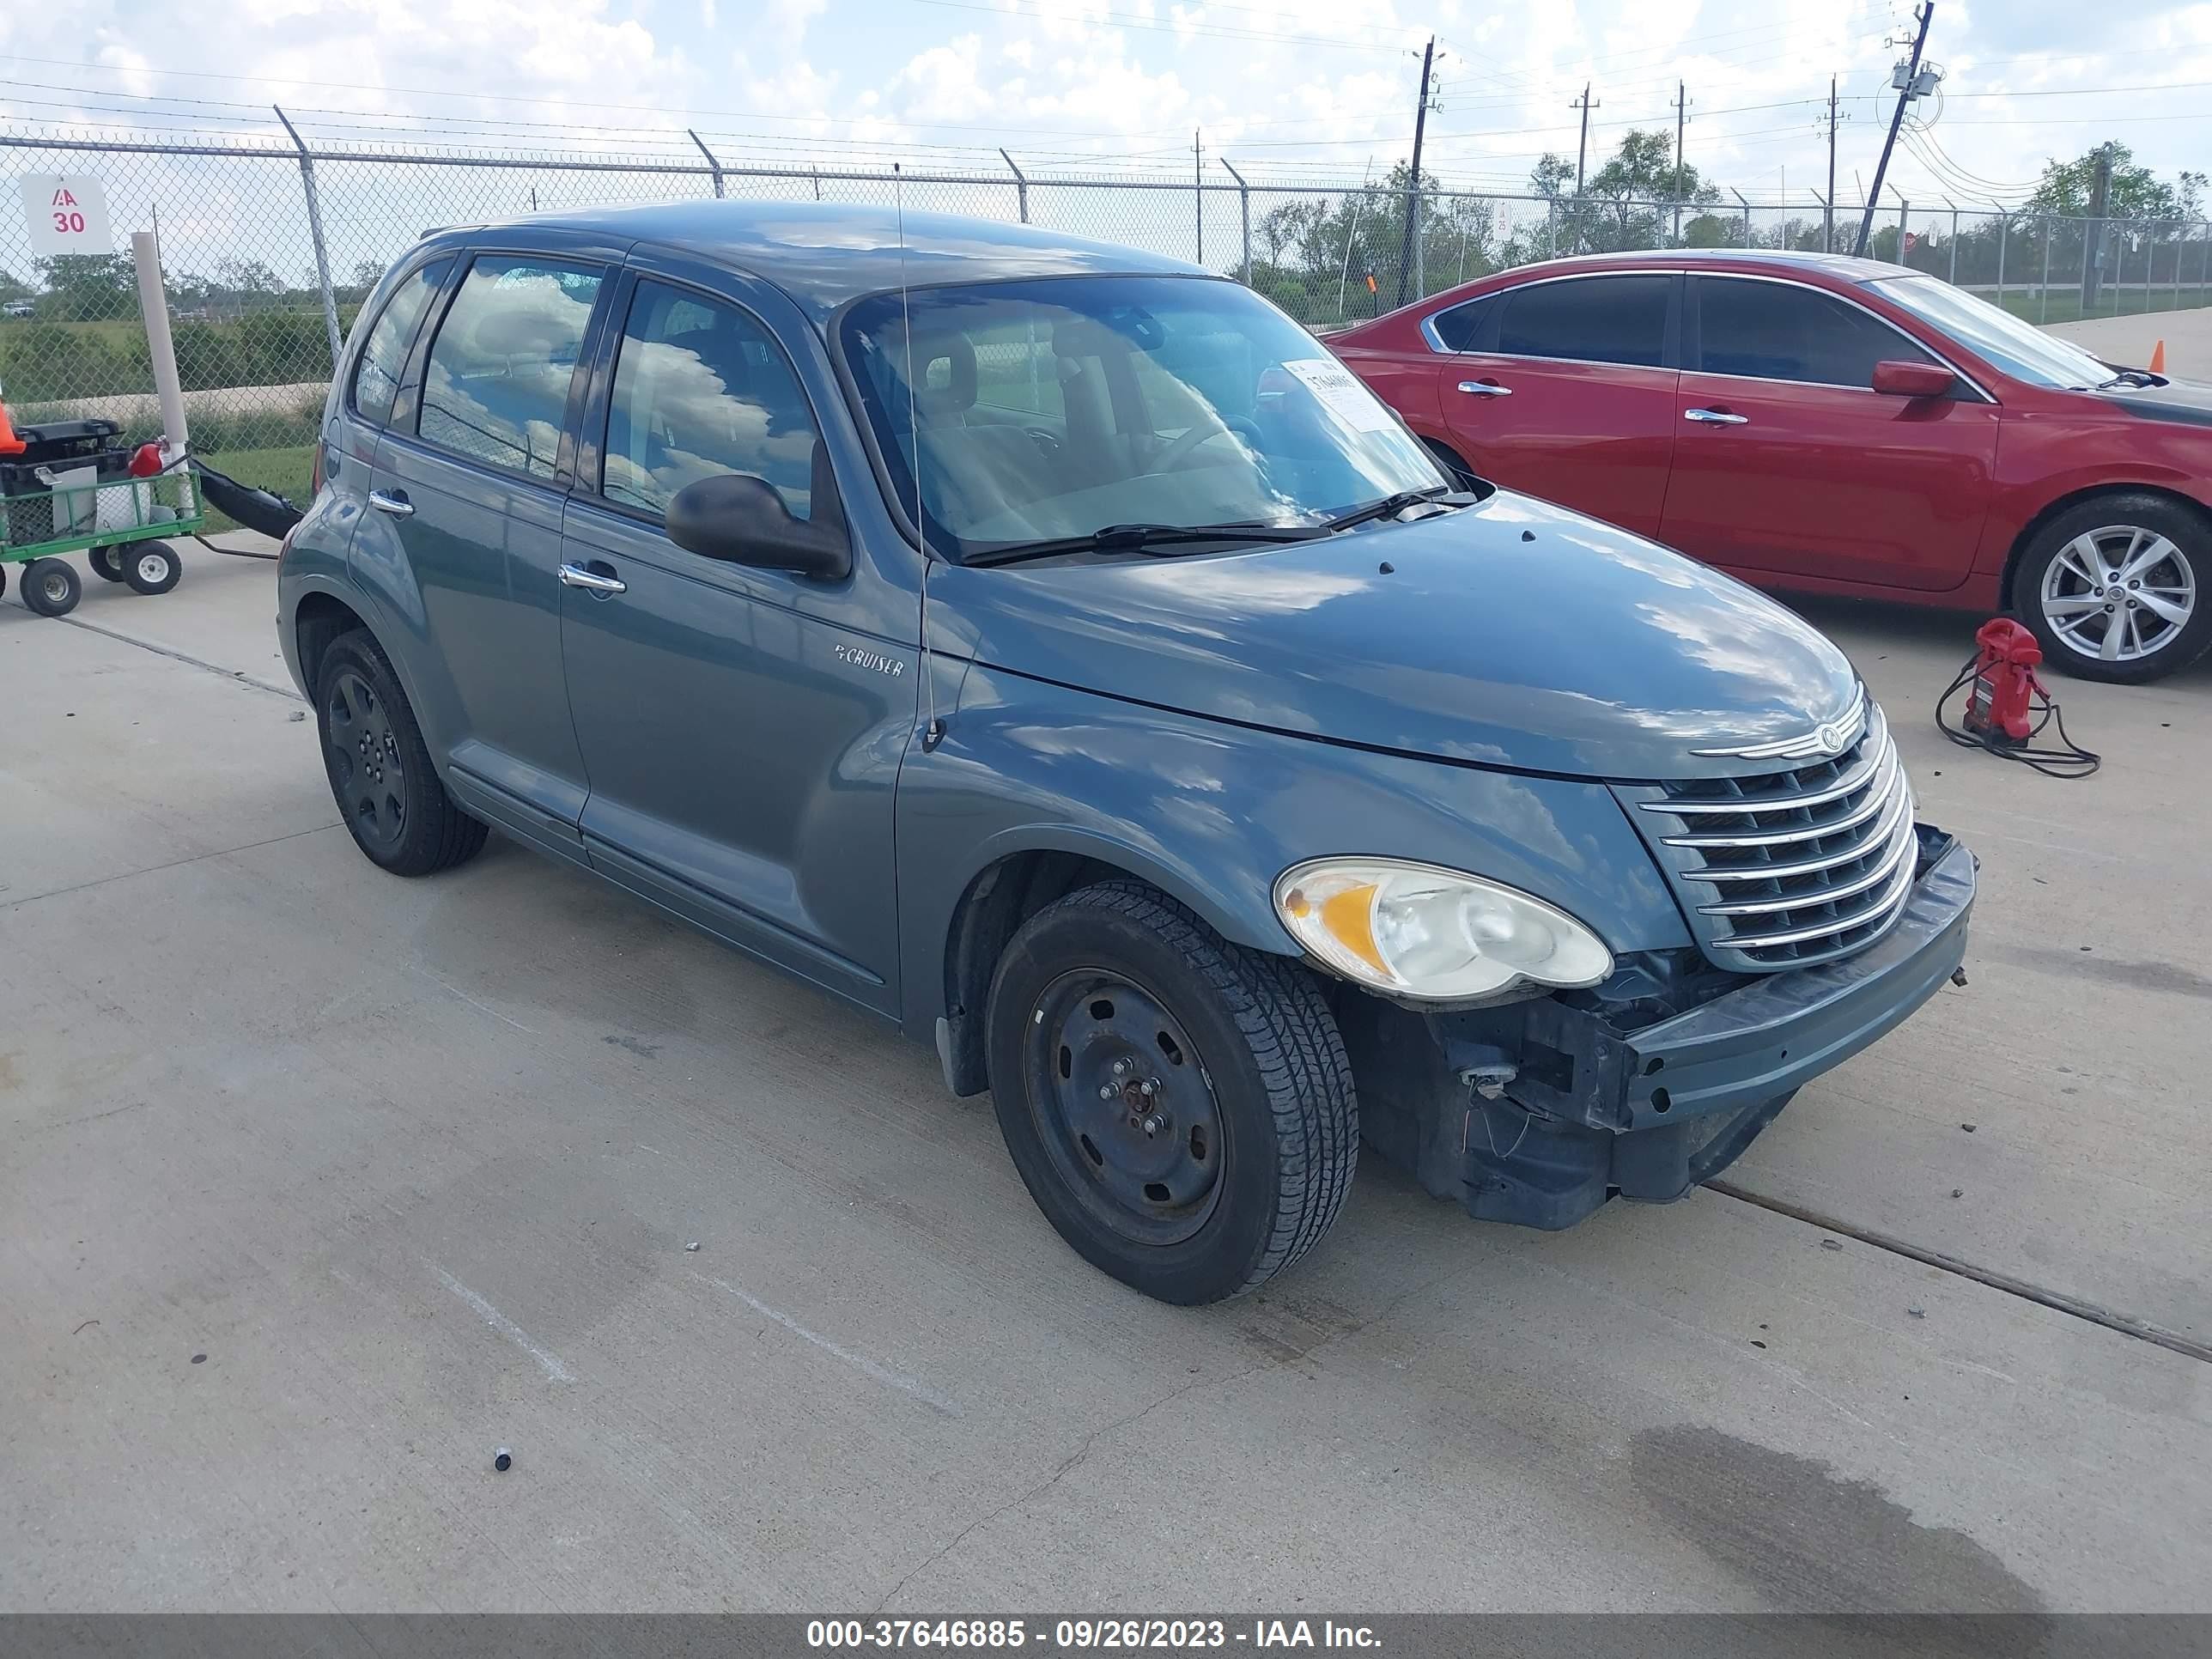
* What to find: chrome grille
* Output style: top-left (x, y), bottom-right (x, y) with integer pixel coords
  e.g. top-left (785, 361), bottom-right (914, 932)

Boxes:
top-left (1618, 701), bottom-right (1918, 971)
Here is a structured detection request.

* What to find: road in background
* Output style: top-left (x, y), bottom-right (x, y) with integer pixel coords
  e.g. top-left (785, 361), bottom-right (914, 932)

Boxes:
top-left (3, 543), bottom-right (2209, 1613)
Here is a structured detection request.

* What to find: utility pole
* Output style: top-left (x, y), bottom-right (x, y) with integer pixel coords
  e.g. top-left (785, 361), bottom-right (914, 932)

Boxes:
top-left (2083, 142), bottom-right (2116, 310)
top-left (1856, 1), bottom-right (1935, 258)
top-left (1826, 76), bottom-right (1839, 252)
top-left (1194, 130), bottom-right (1203, 266)
top-left (1671, 81), bottom-right (1689, 244)
top-left (1572, 82), bottom-right (1597, 194)
top-left (1395, 35), bottom-right (1437, 307)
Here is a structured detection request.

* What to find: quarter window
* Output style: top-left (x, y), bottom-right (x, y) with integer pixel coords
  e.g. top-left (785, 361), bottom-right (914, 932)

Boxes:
top-left (1495, 275), bottom-right (1669, 368)
top-left (601, 282), bottom-right (824, 522)
top-left (1427, 294), bottom-right (1496, 352)
top-left (417, 256), bottom-right (605, 480)
top-left (349, 258), bottom-right (449, 427)
top-left (1695, 276), bottom-right (1941, 389)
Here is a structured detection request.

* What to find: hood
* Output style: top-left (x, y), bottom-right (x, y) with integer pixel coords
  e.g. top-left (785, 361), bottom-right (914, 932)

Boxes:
top-left (2092, 376), bottom-right (2212, 428)
top-left (929, 491), bottom-right (1861, 781)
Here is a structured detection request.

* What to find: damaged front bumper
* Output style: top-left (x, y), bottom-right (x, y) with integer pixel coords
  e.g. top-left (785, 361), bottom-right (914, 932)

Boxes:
top-left (1342, 826), bottom-right (1975, 1231)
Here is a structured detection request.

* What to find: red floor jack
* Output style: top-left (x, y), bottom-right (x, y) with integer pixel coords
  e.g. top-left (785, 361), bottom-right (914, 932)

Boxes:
top-left (1936, 618), bottom-right (2100, 778)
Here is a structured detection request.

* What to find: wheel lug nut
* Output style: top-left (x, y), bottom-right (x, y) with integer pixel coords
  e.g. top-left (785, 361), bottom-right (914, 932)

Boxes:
top-left (1098, 1085), bottom-right (1116, 1101)
top-left (1112, 1059), bottom-right (1130, 1077)
top-left (1141, 1114), bottom-right (1164, 1137)
top-left (1139, 1079), bottom-right (1158, 1097)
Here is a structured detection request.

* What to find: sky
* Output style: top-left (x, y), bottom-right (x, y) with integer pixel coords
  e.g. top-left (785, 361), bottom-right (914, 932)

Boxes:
top-left (0, 0), bottom-right (2207, 214)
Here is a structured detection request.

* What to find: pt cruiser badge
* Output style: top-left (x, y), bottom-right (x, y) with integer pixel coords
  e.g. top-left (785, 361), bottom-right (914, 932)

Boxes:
top-left (835, 642), bottom-right (908, 677)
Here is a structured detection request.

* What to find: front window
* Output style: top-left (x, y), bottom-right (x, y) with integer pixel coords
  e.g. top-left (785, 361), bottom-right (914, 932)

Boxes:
top-left (602, 280), bottom-right (823, 523)
top-left (1866, 276), bottom-right (2113, 390)
top-left (841, 276), bottom-right (1443, 561)
top-left (1696, 276), bottom-right (1939, 389)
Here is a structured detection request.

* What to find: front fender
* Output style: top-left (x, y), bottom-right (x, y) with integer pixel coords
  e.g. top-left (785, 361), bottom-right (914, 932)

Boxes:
top-left (894, 664), bottom-right (1692, 1034)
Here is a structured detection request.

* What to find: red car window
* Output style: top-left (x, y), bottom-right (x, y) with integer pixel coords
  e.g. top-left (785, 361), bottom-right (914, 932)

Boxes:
top-left (1695, 277), bottom-right (1939, 389)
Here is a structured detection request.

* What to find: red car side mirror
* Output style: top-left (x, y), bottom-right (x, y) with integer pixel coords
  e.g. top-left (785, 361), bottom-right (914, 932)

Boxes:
top-left (1871, 360), bottom-right (1954, 398)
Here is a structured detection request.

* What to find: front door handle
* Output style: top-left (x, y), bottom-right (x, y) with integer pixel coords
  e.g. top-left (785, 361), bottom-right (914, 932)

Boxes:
top-left (1456, 380), bottom-right (1512, 398)
top-left (1684, 408), bottom-right (1750, 426)
top-left (559, 562), bottom-right (627, 596)
top-left (368, 489), bottom-right (415, 517)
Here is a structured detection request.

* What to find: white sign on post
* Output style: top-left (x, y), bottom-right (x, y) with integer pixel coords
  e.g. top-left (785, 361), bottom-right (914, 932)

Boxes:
top-left (21, 175), bottom-right (113, 258)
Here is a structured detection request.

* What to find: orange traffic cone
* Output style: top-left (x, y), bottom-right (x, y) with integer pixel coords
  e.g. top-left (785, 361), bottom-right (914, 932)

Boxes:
top-left (2150, 339), bottom-right (2167, 374)
top-left (0, 395), bottom-right (24, 458)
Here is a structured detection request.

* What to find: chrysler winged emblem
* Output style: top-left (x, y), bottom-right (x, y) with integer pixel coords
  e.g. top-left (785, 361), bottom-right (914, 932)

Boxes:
top-left (1692, 695), bottom-right (1868, 762)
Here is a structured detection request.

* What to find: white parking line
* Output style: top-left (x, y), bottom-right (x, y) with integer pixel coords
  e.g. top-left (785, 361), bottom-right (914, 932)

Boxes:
top-left (694, 1272), bottom-right (959, 1417)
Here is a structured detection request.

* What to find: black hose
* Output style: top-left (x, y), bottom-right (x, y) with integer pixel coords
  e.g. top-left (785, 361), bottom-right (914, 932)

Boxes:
top-left (1932, 653), bottom-right (2101, 779)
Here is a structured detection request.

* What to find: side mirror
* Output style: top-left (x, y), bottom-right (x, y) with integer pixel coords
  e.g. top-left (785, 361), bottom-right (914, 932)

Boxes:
top-left (666, 470), bottom-right (851, 581)
top-left (1871, 360), bottom-right (1955, 399)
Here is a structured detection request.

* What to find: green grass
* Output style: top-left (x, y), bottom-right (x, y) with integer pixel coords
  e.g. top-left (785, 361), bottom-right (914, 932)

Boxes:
top-left (1993, 289), bottom-right (2212, 326)
top-left (199, 445), bottom-right (314, 538)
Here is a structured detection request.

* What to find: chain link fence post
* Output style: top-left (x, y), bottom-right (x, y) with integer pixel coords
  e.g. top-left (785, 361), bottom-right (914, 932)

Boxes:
top-left (274, 106), bottom-right (343, 372)
top-left (689, 131), bottom-right (726, 198)
top-left (2042, 216), bottom-right (2054, 324)
top-left (1218, 158), bottom-right (1250, 284)
top-left (1000, 149), bottom-right (1029, 224)
top-left (1996, 212), bottom-right (2008, 311)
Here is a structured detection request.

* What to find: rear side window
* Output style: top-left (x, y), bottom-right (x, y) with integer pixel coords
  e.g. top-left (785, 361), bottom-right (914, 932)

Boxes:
top-left (418, 256), bottom-right (605, 480)
top-left (1695, 276), bottom-right (1939, 389)
top-left (1427, 294), bottom-right (1495, 352)
top-left (1496, 275), bottom-right (1669, 368)
top-left (349, 258), bottom-right (449, 426)
top-left (601, 281), bottom-right (824, 522)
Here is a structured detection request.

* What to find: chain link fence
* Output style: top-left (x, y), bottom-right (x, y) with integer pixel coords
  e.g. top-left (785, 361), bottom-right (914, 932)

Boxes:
top-left (3, 122), bottom-right (2206, 513)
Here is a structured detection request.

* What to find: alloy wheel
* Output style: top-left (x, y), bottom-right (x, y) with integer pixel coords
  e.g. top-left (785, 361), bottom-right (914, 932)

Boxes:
top-left (2039, 525), bottom-right (2197, 664)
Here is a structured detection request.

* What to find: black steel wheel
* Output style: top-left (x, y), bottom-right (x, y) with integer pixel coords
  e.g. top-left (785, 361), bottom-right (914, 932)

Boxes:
top-left (986, 881), bottom-right (1356, 1304)
top-left (1023, 969), bottom-right (1226, 1248)
top-left (121, 542), bottom-right (181, 596)
top-left (88, 544), bottom-right (126, 582)
top-left (20, 556), bottom-right (81, 617)
top-left (314, 629), bottom-right (488, 877)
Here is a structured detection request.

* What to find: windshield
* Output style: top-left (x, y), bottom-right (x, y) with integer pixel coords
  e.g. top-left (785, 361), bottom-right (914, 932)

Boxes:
top-left (1867, 276), bottom-right (2120, 389)
top-left (841, 275), bottom-right (1445, 561)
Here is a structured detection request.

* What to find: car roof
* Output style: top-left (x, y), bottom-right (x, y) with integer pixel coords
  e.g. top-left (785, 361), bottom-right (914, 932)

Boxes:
top-left (1491, 247), bottom-right (1916, 283)
top-left (454, 198), bottom-right (1210, 322)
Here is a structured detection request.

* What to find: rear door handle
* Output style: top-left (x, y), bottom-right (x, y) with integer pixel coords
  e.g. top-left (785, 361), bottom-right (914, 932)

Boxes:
top-left (559, 562), bottom-right (627, 596)
top-left (368, 489), bottom-right (415, 516)
top-left (1455, 380), bottom-right (1512, 398)
top-left (1684, 408), bottom-right (1749, 426)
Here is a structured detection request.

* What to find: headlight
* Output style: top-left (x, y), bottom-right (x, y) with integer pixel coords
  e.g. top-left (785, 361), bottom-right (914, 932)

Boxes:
top-left (1273, 858), bottom-right (1613, 1000)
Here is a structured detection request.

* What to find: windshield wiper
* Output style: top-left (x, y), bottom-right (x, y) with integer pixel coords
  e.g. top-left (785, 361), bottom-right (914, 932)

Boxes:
top-left (2098, 368), bottom-right (2167, 389)
top-left (964, 520), bottom-right (1329, 568)
top-left (1322, 484), bottom-right (1474, 533)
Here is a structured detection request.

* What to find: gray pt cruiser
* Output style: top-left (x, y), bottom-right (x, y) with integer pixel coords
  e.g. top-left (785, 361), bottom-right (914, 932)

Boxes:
top-left (277, 202), bottom-right (1975, 1304)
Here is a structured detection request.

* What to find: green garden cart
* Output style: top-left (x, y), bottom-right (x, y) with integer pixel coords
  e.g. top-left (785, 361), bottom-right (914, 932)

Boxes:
top-left (0, 417), bottom-right (204, 618)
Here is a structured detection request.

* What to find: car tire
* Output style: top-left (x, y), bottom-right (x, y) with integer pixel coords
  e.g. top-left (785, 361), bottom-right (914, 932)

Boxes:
top-left (88, 545), bottom-right (127, 582)
top-left (2016, 494), bottom-right (2212, 684)
top-left (121, 542), bottom-right (182, 596)
top-left (984, 880), bottom-right (1357, 1304)
top-left (315, 629), bottom-right (488, 877)
top-left (19, 557), bottom-right (81, 617)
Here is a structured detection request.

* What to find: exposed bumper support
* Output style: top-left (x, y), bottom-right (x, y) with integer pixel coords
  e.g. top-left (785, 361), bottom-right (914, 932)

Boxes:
top-left (1345, 827), bottom-right (1976, 1231)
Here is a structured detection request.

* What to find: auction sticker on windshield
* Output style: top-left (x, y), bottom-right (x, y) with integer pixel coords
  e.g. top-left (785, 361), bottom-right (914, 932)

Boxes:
top-left (1280, 356), bottom-right (1396, 433)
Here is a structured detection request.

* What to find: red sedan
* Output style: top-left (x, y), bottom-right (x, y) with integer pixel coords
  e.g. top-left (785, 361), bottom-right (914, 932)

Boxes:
top-left (1328, 249), bottom-right (2210, 683)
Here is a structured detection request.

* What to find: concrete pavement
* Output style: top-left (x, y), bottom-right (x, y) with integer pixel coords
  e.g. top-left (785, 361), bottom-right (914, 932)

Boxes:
top-left (3, 540), bottom-right (2209, 1613)
top-left (2049, 306), bottom-right (2212, 375)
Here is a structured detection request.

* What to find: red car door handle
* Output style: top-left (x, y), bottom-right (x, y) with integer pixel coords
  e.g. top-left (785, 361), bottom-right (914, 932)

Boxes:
top-left (1685, 407), bottom-right (1750, 426)
top-left (1455, 380), bottom-right (1512, 398)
